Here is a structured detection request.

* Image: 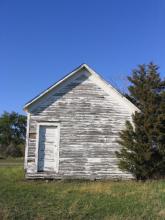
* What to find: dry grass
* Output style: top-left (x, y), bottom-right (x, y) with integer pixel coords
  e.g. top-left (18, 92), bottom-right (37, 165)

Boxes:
top-left (0, 164), bottom-right (165, 219)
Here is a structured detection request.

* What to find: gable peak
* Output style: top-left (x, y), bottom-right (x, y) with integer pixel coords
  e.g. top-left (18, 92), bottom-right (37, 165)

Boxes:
top-left (24, 64), bottom-right (139, 112)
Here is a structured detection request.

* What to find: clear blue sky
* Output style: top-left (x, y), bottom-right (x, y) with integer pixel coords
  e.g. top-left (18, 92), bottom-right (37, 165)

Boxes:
top-left (0, 0), bottom-right (165, 115)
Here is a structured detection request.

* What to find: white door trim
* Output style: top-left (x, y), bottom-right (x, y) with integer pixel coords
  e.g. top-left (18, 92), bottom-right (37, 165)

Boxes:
top-left (35, 122), bottom-right (60, 173)
top-left (24, 112), bottom-right (30, 170)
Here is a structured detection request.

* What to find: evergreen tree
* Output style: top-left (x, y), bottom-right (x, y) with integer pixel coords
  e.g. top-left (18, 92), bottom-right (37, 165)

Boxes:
top-left (116, 63), bottom-right (165, 180)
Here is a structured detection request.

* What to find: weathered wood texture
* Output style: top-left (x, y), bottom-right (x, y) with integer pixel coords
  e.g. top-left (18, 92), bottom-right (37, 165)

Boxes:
top-left (26, 71), bottom-right (134, 179)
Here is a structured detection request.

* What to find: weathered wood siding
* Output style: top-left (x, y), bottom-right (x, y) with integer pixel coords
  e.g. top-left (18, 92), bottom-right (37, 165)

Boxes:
top-left (26, 70), bottom-right (134, 179)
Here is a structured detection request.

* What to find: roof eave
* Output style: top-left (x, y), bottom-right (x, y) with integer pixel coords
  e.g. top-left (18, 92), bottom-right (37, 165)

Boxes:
top-left (23, 64), bottom-right (87, 111)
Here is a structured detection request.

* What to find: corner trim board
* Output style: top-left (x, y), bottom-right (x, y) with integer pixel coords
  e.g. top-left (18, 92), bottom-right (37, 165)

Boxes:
top-left (24, 113), bottom-right (30, 170)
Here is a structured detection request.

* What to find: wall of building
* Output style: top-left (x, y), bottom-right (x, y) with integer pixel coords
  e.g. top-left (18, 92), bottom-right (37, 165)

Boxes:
top-left (25, 71), bottom-right (134, 179)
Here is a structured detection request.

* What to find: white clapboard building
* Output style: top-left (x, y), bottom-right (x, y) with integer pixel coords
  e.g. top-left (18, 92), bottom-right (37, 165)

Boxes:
top-left (24, 64), bottom-right (138, 180)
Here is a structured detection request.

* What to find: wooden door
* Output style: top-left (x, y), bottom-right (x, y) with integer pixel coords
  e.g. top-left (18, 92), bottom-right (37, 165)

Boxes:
top-left (38, 125), bottom-right (59, 172)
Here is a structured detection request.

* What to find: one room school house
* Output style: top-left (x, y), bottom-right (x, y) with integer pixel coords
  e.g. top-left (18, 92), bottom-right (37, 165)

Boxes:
top-left (24, 64), bottom-right (138, 180)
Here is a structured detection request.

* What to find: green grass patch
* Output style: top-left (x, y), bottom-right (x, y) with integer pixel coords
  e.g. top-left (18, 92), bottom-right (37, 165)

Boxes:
top-left (0, 158), bottom-right (23, 167)
top-left (1, 166), bottom-right (165, 219)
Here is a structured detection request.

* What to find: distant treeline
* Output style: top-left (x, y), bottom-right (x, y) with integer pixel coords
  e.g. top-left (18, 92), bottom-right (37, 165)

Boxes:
top-left (0, 112), bottom-right (26, 158)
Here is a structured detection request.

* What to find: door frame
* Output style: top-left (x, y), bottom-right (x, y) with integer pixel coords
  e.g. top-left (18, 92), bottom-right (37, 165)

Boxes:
top-left (35, 122), bottom-right (60, 173)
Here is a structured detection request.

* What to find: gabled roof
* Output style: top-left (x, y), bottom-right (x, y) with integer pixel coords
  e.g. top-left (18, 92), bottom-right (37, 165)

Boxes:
top-left (24, 64), bottom-right (139, 112)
